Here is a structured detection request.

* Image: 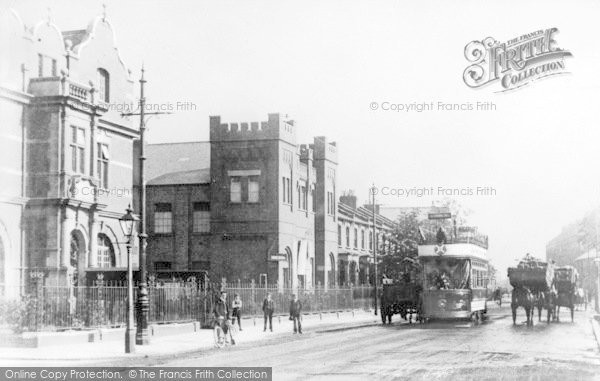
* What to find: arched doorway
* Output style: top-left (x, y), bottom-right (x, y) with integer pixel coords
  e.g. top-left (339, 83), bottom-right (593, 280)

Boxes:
top-left (283, 247), bottom-right (293, 288)
top-left (349, 261), bottom-right (357, 286)
top-left (328, 253), bottom-right (335, 288)
top-left (97, 234), bottom-right (115, 268)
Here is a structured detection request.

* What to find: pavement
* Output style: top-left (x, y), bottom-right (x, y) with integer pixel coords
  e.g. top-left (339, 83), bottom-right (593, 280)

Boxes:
top-left (0, 310), bottom-right (381, 366)
top-left (106, 304), bottom-right (600, 380)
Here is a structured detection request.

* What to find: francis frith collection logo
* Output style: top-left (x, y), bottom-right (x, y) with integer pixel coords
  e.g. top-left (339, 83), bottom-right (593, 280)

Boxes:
top-left (463, 28), bottom-right (572, 92)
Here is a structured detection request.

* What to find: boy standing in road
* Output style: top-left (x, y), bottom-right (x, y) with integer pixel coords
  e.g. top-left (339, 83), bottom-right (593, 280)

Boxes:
top-left (289, 294), bottom-right (302, 334)
top-left (231, 293), bottom-right (243, 331)
top-left (262, 293), bottom-right (275, 332)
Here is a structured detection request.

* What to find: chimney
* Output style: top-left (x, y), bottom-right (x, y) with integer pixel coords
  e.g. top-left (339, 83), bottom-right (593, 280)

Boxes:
top-left (339, 192), bottom-right (357, 209)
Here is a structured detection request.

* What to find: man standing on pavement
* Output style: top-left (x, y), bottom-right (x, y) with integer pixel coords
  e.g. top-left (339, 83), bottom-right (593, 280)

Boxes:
top-left (289, 294), bottom-right (302, 334)
top-left (213, 291), bottom-right (235, 345)
top-left (262, 293), bottom-right (275, 332)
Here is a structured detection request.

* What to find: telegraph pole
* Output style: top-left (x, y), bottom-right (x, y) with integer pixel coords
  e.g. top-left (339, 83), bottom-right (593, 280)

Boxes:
top-left (372, 184), bottom-right (378, 316)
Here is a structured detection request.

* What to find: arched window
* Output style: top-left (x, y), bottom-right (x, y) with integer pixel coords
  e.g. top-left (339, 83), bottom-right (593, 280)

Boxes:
top-left (97, 234), bottom-right (115, 268)
top-left (70, 232), bottom-right (81, 268)
top-left (97, 68), bottom-right (110, 103)
top-left (70, 231), bottom-right (85, 285)
top-left (328, 253), bottom-right (336, 287)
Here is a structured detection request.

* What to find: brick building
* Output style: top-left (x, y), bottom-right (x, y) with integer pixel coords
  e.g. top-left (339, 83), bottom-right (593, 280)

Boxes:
top-left (145, 114), bottom-right (395, 288)
top-left (546, 208), bottom-right (600, 296)
top-left (0, 8), bottom-right (138, 293)
top-left (337, 193), bottom-right (396, 286)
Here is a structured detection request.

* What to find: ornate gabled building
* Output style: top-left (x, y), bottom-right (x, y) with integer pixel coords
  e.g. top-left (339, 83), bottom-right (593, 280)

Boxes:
top-left (0, 8), bottom-right (138, 294)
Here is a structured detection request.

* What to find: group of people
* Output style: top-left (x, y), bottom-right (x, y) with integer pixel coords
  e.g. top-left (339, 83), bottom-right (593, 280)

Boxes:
top-left (212, 291), bottom-right (304, 345)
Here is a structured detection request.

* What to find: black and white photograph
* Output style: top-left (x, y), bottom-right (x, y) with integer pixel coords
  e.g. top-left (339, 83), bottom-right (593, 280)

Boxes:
top-left (0, 0), bottom-right (599, 380)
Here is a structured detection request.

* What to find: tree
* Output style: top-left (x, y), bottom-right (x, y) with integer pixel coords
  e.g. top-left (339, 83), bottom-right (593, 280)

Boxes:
top-left (379, 211), bottom-right (421, 281)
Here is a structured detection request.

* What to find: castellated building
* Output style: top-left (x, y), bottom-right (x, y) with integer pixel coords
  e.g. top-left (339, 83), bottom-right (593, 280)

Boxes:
top-left (145, 114), bottom-right (339, 288)
top-left (0, 8), bottom-right (138, 294)
top-left (145, 114), bottom-right (397, 289)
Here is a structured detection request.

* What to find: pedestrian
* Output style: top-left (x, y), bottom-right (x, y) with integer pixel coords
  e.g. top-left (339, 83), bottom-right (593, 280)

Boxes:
top-left (231, 293), bottom-right (243, 331)
top-left (213, 291), bottom-right (235, 345)
top-left (289, 293), bottom-right (302, 334)
top-left (262, 292), bottom-right (275, 332)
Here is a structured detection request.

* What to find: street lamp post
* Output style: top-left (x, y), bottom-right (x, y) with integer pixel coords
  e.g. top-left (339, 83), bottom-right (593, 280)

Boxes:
top-left (119, 205), bottom-right (138, 353)
top-left (122, 66), bottom-right (171, 345)
top-left (371, 184), bottom-right (378, 316)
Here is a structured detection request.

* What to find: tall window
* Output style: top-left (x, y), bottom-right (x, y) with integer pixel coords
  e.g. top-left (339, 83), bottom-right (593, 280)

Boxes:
top-left (154, 203), bottom-right (173, 233)
top-left (311, 188), bottom-right (316, 212)
top-left (97, 234), bottom-right (115, 268)
top-left (193, 202), bottom-right (210, 233)
top-left (248, 176), bottom-right (259, 203)
top-left (38, 54), bottom-right (57, 77)
top-left (97, 68), bottom-right (110, 103)
top-left (361, 230), bottom-right (365, 249)
top-left (327, 191), bottom-right (334, 215)
top-left (97, 143), bottom-right (109, 188)
top-left (282, 176), bottom-right (292, 204)
top-left (230, 177), bottom-right (241, 203)
top-left (70, 126), bottom-right (86, 174)
top-left (354, 228), bottom-right (358, 248)
top-left (369, 231), bottom-right (373, 250)
top-left (345, 226), bottom-right (350, 247)
top-left (282, 177), bottom-right (287, 203)
top-left (299, 183), bottom-right (307, 210)
top-left (338, 225), bottom-right (342, 245)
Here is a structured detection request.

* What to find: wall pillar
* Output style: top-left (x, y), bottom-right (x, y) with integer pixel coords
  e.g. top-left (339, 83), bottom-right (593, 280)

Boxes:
top-left (89, 213), bottom-right (99, 268)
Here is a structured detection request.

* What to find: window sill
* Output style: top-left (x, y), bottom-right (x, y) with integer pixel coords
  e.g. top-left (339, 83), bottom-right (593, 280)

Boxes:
top-left (151, 233), bottom-right (173, 237)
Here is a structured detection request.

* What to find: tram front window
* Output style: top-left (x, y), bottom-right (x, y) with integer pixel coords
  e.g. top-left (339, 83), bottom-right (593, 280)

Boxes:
top-left (423, 258), bottom-right (471, 290)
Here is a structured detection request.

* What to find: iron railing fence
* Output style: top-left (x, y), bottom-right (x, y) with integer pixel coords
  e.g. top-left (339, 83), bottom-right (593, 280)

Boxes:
top-left (220, 284), bottom-right (374, 316)
top-left (0, 283), bottom-right (374, 332)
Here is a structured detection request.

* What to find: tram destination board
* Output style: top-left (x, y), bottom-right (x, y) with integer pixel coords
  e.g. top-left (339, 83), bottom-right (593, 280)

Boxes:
top-left (428, 212), bottom-right (452, 220)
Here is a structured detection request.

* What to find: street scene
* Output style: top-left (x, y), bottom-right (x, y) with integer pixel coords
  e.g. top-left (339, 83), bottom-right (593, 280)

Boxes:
top-left (1, 0), bottom-right (600, 380)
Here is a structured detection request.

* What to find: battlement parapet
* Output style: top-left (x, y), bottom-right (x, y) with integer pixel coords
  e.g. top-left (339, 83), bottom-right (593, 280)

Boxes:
top-left (210, 113), bottom-right (296, 143)
top-left (312, 136), bottom-right (338, 163)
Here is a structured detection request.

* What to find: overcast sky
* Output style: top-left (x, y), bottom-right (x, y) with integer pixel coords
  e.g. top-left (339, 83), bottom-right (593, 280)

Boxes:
top-left (6, 0), bottom-right (600, 276)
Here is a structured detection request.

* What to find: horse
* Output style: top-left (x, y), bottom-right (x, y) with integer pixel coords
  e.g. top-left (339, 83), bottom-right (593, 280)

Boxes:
top-left (533, 291), bottom-right (545, 322)
top-left (511, 286), bottom-right (535, 326)
top-left (543, 288), bottom-right (557, 323)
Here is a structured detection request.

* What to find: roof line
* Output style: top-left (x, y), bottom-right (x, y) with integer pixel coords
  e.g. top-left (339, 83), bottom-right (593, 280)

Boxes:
top-left (148, 141), bottom-right (209, 146)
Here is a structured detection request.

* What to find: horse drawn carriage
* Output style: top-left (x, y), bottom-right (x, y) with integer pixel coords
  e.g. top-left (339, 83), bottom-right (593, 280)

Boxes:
top-left (507, 254), bottom-right (554, 325)
top-left (380, 279), bottom-right (422, 324)
top-left (552, 265), bottom-right (578, 322)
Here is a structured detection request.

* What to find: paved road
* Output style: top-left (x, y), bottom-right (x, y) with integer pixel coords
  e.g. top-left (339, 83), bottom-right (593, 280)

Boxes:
top-left (113, 307), bottom-right (600, 380)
